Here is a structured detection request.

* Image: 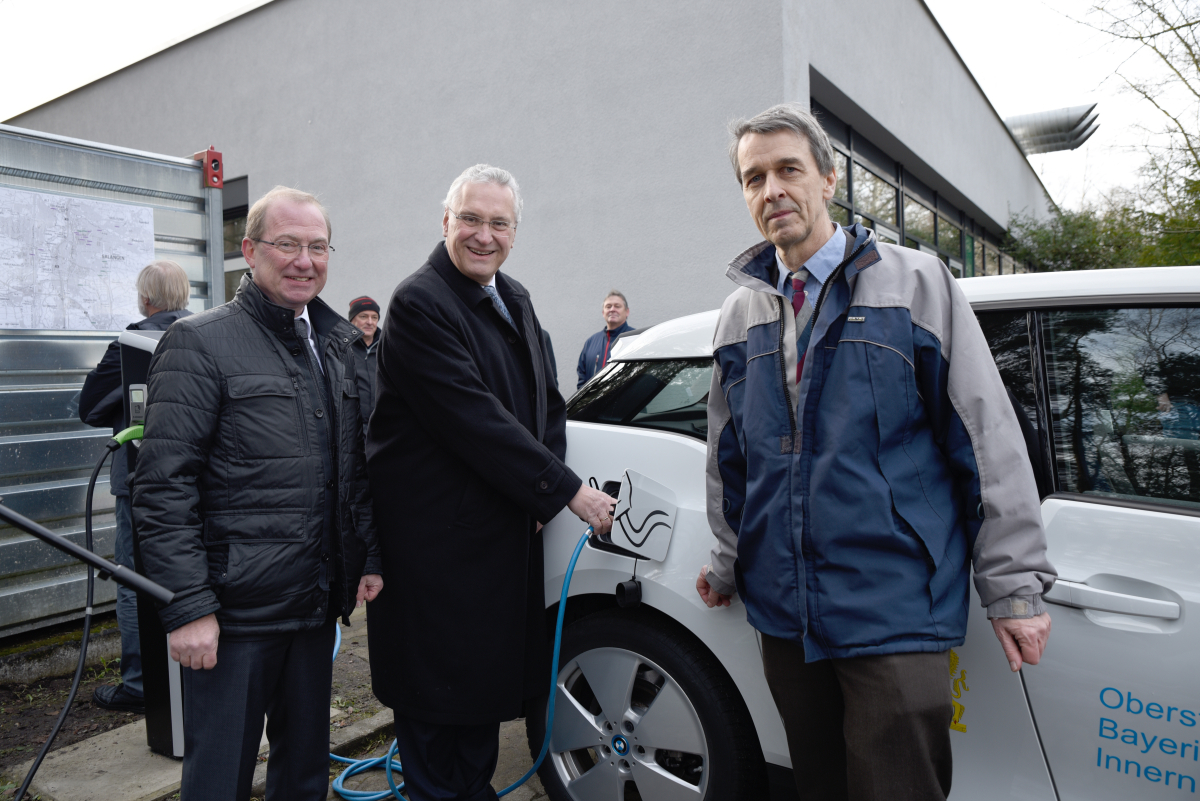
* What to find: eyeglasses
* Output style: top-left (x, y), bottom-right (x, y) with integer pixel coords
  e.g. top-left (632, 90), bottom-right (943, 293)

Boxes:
top-left (450, 212), bottom-right (515, 234)
top-left (252, 239), bottom-right (335, 258)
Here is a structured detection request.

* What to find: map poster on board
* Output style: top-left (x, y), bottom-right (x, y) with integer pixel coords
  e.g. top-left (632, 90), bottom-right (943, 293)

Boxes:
top-left (0, 186), bottom-right (155, 330)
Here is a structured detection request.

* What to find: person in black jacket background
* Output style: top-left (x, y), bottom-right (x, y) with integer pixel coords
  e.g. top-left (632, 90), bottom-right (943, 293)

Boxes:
top-left (347, 295), bottom-right (380, 434)
top-left (365, 164), bottom-right (616, 801)
top-left (132, 187), bottom-right (382, 801)
top-left (78, 260), bottom-right (192, 713)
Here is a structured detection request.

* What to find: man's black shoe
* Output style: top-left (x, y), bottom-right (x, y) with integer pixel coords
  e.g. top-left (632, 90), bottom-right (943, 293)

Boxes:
top-left (92, 683), bottom-right (145, 713)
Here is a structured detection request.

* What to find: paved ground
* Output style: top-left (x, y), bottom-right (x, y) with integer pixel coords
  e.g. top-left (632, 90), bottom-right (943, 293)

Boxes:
top-left (328, 718), bottom-right (546, 801)
top-left (1, 606), bottom-right (548, 800)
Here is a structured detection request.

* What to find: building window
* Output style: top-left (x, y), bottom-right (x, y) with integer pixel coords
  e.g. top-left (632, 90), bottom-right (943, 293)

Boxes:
top-left (852, 162), bottom-right (896, 225)
top-left (938, 216), bottom-right (962, 254)
top-left (905, 196), bottom-right (935, 244)
top-left (980, 243), bottom-right (999, 275)
top-left (828, 201), bottom-right (851, 225)
top-left (833, 152), bottom-right (849, 203)
top-left (223, 214), bottom-right (246, 259)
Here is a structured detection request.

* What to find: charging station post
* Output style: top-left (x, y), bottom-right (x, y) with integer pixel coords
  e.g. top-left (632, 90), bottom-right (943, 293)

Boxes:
top-left (118, 328), bottom-right (186, 757)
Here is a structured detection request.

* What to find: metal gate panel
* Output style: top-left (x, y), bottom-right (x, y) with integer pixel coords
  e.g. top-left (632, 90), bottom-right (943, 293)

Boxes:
top-left (0, 125), bottom-right (223, 636)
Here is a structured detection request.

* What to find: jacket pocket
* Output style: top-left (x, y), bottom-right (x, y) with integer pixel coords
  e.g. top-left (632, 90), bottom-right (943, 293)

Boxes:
top-left (227, 373), bottom-right (304, 460)
top-left (203, 510), bottom-right (307, 543)
top-left (863, 339), bottom-right (955, 567)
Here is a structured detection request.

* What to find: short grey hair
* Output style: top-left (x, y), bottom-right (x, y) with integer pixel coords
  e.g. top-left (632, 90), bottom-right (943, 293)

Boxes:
top-left (443, 164), bottom-right (524, 225)
top-left (246, 186), bottom-right (331, 242)
top-left (604, 290), bottom-right (628, 308)
top-left (136, 260), bottom-right (190, 311)
top-left (728, 103), bottom-right (836, 183)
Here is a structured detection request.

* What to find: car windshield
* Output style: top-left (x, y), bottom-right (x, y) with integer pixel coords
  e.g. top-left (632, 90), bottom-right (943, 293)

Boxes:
top-left (568, 359), bottom-right (712, 441)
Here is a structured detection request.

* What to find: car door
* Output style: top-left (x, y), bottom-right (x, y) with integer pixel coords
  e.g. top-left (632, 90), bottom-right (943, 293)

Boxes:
top-left (1022, 305), bottom-right (1200, 801)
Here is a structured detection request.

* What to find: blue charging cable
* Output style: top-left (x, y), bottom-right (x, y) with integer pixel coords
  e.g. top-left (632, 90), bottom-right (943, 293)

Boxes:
top-left (329, 526), bottom-right (594, 800)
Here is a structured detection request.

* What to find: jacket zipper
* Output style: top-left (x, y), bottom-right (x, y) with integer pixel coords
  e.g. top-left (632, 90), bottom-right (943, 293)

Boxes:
top-left (776, 295), bottom-right (797, 437)
top-left (812, 238), bottom-right (870, 321)
top-left (781, 235), bottom-right (872, 442)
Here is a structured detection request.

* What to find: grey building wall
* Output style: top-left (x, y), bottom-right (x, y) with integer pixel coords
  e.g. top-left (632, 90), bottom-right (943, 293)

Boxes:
top-left (8, 0), bottom-right (1047, 391)
top-left (798, 0), bottom-right (1048, 231)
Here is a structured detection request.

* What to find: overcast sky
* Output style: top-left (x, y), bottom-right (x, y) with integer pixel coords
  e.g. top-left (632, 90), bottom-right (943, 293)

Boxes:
top-left (925, 0), bottom-right (1175, 209)
top-left (0, 0), bottom-right (1174, 210)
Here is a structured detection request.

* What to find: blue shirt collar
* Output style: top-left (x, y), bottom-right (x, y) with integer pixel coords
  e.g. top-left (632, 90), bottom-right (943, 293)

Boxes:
top-left (774, 222), bottom-right (844, 293)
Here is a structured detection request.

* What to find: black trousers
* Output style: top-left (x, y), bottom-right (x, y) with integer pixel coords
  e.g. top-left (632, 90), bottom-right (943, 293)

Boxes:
top-left (180, 621), bottom-right (336, 801)
top-left (393, 714), bottom-right (501, 801)
top-left (761, 634), bottom-right (953, 801)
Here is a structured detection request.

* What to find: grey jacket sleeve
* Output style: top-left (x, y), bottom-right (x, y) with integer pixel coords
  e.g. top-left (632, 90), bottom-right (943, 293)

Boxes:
top-left (705, 360), bottom-right (740, 597)
top-left (934, 275), bottom-right (1057, 618)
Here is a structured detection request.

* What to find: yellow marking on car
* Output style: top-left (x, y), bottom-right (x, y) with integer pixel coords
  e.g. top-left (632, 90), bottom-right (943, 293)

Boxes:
top-left (949, 648), bottom-right (970, 733)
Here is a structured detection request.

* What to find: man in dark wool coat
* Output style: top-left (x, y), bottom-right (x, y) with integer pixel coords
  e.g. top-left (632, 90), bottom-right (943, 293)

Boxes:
top-left (366, 164), bottom-right (617, 801)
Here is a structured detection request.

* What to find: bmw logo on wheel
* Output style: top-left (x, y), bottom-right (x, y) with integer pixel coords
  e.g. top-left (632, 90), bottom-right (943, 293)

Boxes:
top-left (611, 735), bottom-right (630, 756)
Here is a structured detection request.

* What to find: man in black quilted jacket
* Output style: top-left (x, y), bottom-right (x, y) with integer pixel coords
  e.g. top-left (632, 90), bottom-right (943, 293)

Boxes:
top-left (132, 186), bottom-right (383, 801)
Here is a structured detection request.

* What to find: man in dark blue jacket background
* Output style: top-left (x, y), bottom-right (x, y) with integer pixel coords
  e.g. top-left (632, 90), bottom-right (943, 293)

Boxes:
top-left (79, 260), bottom-right (192, 713)
top-left (575, 290), bottom-right (634, 389)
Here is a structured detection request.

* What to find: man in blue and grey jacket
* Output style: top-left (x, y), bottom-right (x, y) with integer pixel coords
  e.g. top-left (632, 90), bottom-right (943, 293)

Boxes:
top-left (695, 103), bottom-right (1056, 800)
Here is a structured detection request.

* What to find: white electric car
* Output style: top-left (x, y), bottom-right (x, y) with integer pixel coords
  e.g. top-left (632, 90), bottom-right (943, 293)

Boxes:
top-left (534, 265), bottom-right (1200, 801)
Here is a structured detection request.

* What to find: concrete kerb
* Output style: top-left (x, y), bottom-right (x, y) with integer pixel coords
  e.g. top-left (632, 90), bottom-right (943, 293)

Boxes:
top-left (18, 707), bottom-right (397, 801)
top-left (0, 626), bottom-right (121, 685)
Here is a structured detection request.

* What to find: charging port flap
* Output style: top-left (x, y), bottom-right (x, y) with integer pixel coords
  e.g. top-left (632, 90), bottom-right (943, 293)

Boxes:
top-left (606, 470), bottom-right (678, 562)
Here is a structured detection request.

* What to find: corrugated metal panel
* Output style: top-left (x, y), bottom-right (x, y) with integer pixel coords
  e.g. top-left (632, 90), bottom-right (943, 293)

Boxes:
top-left (0, 125), bottom-right (222, 636)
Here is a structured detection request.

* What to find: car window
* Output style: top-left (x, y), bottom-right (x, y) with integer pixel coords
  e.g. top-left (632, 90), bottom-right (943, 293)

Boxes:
top-left (976, 311), bottom-right (1036, 415)
top-left (567, 359), bottom-right (712, 441)
top-left (1042, 307), bottom-right (1200, 511)
top-left (976, 310), bottom-right (1053, 496)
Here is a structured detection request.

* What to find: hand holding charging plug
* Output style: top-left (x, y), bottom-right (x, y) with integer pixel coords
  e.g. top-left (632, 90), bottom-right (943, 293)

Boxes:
top-left (169, 613), bottom-right (220, 670)
top-left (567, 481), bottom-right (616, 536)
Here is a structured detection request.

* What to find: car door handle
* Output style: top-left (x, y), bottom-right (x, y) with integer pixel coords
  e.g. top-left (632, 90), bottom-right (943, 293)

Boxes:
top-left (1044, 580), bottom-right (1180, 619)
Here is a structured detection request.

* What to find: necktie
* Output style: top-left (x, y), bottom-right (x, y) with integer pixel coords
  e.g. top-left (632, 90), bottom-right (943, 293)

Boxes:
top-left (295, 317), bottom-right (323, 374)
top-left (483, 284), bottom-right (515, 328)
top-left (791, 273), bottom-right (815, 384)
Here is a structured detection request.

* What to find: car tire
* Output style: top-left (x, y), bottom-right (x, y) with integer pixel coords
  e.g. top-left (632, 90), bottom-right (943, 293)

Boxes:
top-left (527, 608), bottom-right (767, 801)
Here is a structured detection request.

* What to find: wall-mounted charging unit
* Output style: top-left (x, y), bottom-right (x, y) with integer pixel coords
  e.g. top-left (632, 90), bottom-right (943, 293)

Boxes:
top-left (127, 384), bottom-right (147, 427)
top-left (118, 330), bottom-right (184, 758)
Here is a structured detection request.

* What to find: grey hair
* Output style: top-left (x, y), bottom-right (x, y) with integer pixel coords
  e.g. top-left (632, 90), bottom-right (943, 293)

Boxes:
top-left (136, 260), bottom-right (190, 311)
top-left (246, 185), bottom-right (331, 242)
top-left (604, 290), bottom-right (628, 308)
top-left (727, 103), bottom-right (836, 183)
top-left (443, 164), bottom-right (524, 225)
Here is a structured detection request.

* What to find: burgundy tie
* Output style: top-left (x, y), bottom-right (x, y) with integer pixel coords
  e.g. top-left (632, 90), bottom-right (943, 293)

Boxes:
top-left (792, 275), bottom-right (814, 384)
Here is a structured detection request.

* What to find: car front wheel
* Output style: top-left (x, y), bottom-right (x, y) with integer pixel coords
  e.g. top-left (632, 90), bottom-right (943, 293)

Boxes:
top-left (527, 608), bottom-right (766, 801)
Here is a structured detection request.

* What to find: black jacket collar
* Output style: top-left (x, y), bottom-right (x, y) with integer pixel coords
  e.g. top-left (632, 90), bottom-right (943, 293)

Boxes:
top-left (131, 307), bottom-right (191, 330)
top-left (234, 272), bottom-right (361, 345)
top-left (427, 241), bottom-right (528, 311)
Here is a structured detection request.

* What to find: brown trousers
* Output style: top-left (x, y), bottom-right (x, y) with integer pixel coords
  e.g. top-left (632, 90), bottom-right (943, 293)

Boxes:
top-left (761, 634), bottom-right (954, 801)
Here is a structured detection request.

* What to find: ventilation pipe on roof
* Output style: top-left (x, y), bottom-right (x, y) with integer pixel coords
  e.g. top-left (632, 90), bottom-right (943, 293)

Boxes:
top-left (1004, 104), bottom-right (1099, 155)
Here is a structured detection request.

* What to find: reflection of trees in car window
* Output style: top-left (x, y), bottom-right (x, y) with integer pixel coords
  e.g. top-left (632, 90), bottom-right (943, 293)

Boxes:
top-left (567, 359), bottom-right (714, 441)
top-left (976, 311), bottom-right (1036, 423)
top-left (1044, 308), bottom-right (1200, 508)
